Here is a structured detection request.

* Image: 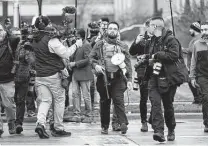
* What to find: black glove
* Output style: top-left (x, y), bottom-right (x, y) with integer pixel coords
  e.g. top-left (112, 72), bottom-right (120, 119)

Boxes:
top-left (153, 51), bottom-right (165, 59)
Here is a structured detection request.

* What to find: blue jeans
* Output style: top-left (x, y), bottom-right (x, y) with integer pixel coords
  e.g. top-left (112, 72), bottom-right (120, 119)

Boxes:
top-left (72, 74), bottom-right (92, 116)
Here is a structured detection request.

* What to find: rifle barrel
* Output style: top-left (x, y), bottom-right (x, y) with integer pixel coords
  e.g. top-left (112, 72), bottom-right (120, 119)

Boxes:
top-left (169, 0), bottom-right (175, 36)
top-left (99, 44), bottom-right (110, 99)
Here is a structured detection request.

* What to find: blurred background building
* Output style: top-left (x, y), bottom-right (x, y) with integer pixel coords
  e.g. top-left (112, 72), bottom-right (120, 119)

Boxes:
top-left (0, 0), bottom-right (207, 47)
top-left (0, 0), bottom-right (191, 27)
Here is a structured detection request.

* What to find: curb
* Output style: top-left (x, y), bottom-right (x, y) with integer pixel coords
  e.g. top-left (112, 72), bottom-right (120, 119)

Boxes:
top-left (1, 101), bottom-right (202, 123)
top-left (1, 113), bottom-right (203, 123)
top-left (125, 101), bottom-right (202, 113)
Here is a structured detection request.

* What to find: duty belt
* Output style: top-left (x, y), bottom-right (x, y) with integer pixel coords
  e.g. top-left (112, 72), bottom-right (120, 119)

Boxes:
top-left (106, 70), bottom-right (121, 79)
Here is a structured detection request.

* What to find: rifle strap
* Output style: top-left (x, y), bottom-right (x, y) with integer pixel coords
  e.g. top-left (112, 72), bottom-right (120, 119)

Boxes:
top-left (98, 40), bottom-right (105, 65)
top-left (7, 40), bottom-right (14, 60)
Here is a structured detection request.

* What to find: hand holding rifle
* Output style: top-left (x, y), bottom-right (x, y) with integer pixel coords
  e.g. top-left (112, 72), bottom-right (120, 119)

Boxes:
top-left (95, 64), bottom-right (105, 74)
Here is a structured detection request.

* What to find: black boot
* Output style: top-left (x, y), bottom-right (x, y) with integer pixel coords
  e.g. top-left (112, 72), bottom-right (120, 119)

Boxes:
top-left (167, 129), bottom-right (175, 141)
top-left (51, 129), bottom-right (71, 137)
top-left (8, 122), bottom-right (16, 134)
top-left (35, 124), bottom-right (49, 139)
top-left (141, 122), bottom-right (148, 132)
top-left (50, 123), bottom-right (71, 137)
top-left (112, 122), bottom-right (121, 131)
top-left (49, 123), bottom-right (55, 131)
top-left (153, 132), bottom-right (166, 142)
top-left (16, 124), bottom-right (23, 134)
top-left (204, 125), bottom-right (208, 133)
top-left (101, 127), bottom-right (108, 134)
top-left (120, 123), bottom-right (128, 134)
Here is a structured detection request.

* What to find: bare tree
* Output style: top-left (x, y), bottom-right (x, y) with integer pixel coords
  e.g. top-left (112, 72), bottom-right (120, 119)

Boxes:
top-left (78, 0), bottom-right (89, 27)
top-left (169, 0), bottom-right (208, 47)
top-left (117, 2), bottom-right (151, 29)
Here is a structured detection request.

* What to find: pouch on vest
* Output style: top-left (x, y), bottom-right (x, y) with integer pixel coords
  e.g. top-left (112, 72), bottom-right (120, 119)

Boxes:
top-left (157, 77), bottom-right (169, 94)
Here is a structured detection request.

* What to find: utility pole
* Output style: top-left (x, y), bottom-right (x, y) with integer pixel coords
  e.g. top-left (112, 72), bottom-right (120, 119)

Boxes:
top-left (13, 0), bottom-right (20, 27)
top-left (75, 0), bottom-right (77, 28)
top-left (37, 0), bottom-right (42, 16)
top-left (2, 1), bottom-right (8, 22)
top-left (169, 0), bottom-right (175, 36)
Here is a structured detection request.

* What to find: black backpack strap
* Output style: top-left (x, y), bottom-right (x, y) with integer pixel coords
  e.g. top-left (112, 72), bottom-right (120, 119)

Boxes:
top-left (11, 41), bottom-right (22, 74)
top-left (148, 38), bottom-right (155, 55)
top-left (163, 35), bottom-right (183, 60)
top-left (7, 40), bottom-right (14, 60)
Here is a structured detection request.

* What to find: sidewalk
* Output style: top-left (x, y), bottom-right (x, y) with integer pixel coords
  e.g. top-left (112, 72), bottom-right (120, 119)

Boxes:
top-left (0, 119), bottom-right (207, 145)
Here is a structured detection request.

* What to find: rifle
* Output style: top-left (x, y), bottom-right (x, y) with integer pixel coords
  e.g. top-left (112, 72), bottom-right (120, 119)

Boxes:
top-left (98, 43), bottom-right (110, 99)
top-left (11, 41), bottom-right (22, 74)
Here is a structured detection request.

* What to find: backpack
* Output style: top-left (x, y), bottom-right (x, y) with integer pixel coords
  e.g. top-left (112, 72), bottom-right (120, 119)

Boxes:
top-left (162, 36), bottom-right (189, 86)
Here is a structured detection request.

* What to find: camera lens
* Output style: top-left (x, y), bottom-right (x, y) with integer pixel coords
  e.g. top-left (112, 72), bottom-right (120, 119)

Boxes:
top-left (153, 62), bottom-right (162, 75)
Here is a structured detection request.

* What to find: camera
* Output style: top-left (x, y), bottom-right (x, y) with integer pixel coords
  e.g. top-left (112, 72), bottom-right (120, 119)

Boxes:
top-left (65, 33), bottom-right (77, 46)
top-left (57, 28), bottom-right (77, 46)
top-left (28, 70), bottom-right (36, 93)
top-left (153, 62), bottom-right (162, 75)
top-left (88, 21), bottom-right (100, 34)
top-left (88, 21), bottom-right (100, 29)
top-left (134, 54), bottom-right (149, 69)
top-left (133, 72), bottom-right (139, 91)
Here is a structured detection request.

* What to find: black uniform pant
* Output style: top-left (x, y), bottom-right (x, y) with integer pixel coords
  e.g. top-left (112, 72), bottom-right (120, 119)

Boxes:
top-left (112, 79), bottom-right (149, 124)
top-left (14, 81), bottom-right (28, 125)
top-left (148, 76), bottom-right (177, 134)
top-left (64, 81), bottom-right (71, 108)
top-left (27, 87), bottom-right (36, 112)
top-left (14, 81), bottom-right (35, 125)
top-left (90, 77), bottom-right (96, 106)
top-left (112, 104), bottom-right (118, 124)
top-left (139, 79), bottom-right (149, 123)
top-left (197, 77), bottom-right (208, 126)
top-left (96, 74), bottom-right (128, 129)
